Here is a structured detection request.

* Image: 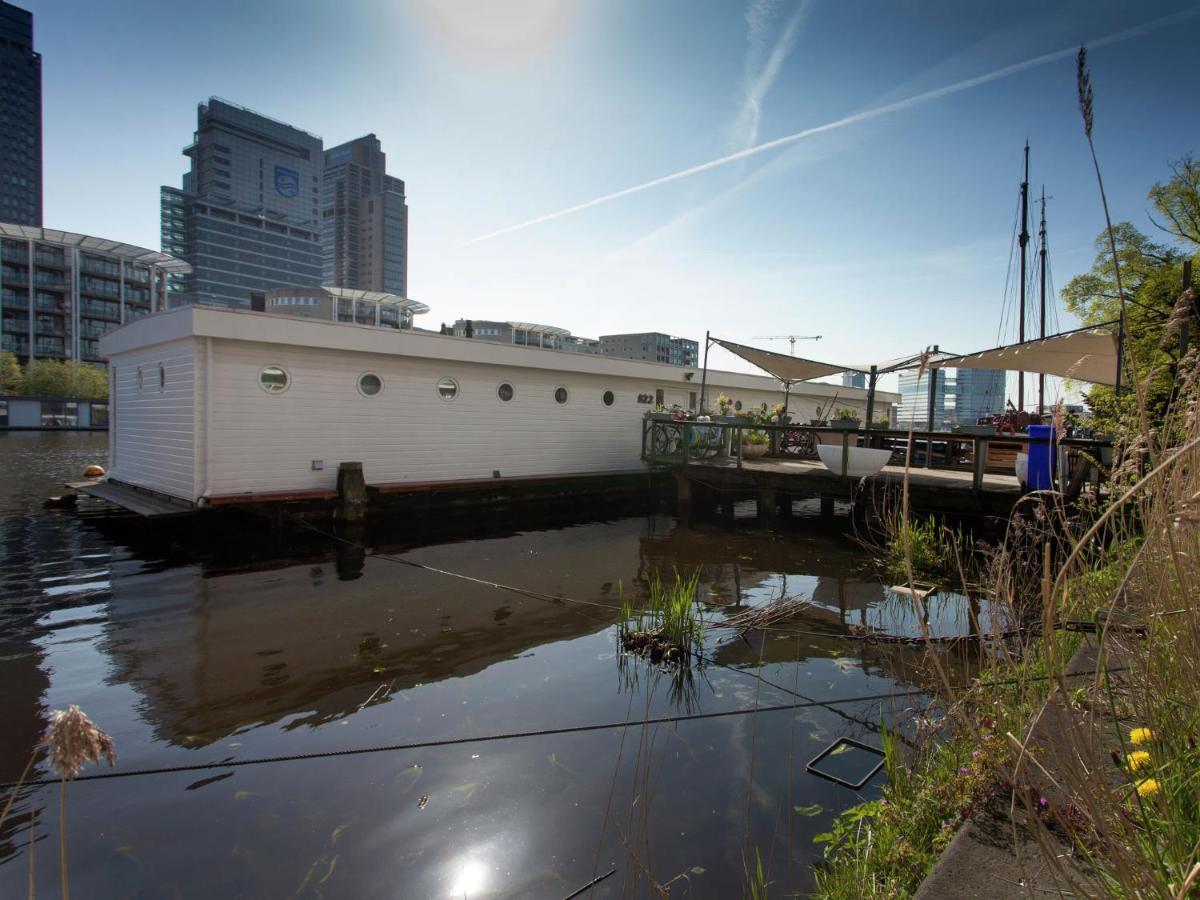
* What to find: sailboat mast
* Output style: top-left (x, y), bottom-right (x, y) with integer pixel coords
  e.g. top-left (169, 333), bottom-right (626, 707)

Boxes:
top-left (1018, 142), bottom-right (1029, 413)
top-left (1038, 188), bottom-right (1047, 415)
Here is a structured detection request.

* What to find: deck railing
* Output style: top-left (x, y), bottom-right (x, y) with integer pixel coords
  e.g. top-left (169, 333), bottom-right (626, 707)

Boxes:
top-left (639, 416), bottom-right (1114, 493)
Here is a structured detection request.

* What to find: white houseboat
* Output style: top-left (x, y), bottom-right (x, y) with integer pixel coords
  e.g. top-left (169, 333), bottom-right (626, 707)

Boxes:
top-left (97, 305), bottom-right (895, 508)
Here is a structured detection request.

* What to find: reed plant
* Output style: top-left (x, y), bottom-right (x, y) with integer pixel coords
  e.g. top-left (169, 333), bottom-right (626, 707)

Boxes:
top-left (618, 569), bottom-right (704, 655)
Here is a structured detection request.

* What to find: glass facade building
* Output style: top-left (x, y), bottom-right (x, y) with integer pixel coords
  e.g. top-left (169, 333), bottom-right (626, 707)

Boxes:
top-left (0, 224), bottom-right (190, 364)
top-left (954, 368), bottom-right (1006, 423)
top-left (0, 1), bottom-right (41, 226)
top-left (599, 332), bottom-right (699, 367)
top-left (322, 135), bottom-right (408, 296)
top-left (895, 367), bottom-right (1006, 429)
top-left (161, 98), bottom-right (324, 308)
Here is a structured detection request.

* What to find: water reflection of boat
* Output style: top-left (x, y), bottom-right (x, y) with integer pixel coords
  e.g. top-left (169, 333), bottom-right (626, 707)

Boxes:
top-left (100, 520), bottom-right (651, 748)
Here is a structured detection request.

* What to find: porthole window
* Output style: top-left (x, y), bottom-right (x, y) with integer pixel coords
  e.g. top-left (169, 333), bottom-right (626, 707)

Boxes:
top-left (437, 377), bottom-right (459, 401)
top-left (259, 365), bottom-right (289, 394)
top-left (497, 382), bottom-right (514, 402)
top-left (136, 367), bottom-right (144, 392)
top-left (602, 390), bottom-right (615, 406)
top-left (734, 400), bottom-right (743, 411)
top-left (554, 386), bottom-right (569, 405)
top-left (358, 373), bottom-right (383, 397)
top-left (158, 364), bottom-right (166, 390)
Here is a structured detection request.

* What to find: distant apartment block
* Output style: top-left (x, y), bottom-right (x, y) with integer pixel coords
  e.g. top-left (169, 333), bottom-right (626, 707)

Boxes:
top-left (0, 1), bottom-right (41, 226)
top-left (322, 135), bottom-right (408, 296)
top-left (448, 319), bottom-right (600, 354)
top-left (161, 98), bottom-right (324, 308)
top-left (841, 371), bottom-right (865, 389)
top-left (0, 222), bottom-right (190, 364)
top-left (599, 332), bottom-right (698, 367)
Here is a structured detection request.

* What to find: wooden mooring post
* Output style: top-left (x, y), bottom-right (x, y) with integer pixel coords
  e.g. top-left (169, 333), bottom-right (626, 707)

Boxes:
top-left (336, 461), bottom-right (367, 523)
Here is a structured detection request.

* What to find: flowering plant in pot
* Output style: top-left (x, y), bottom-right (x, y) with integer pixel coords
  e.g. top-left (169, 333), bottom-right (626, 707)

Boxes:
top-left (740, 429), bottom-right (770, 459)
top-left (828, 407), bottom-right (861, 430)
top-left (769, 401), bottom-right (791, 426)
top-left (715, 393), bottom-right (732, 416)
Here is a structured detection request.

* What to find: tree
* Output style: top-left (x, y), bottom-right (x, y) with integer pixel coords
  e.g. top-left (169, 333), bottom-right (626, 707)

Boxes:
top-left (0, 350), bottom-right (23, 395)
top-left (1148, 155), bottom-right (1200, 246)
top-left (21, 359), bottom-right (108, 400)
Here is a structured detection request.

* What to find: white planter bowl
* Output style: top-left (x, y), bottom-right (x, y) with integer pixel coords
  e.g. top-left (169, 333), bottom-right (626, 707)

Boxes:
top-left (1015, 452), bottom-right (1028, 486)
top-left (817, 445), bottom-right (892, 477)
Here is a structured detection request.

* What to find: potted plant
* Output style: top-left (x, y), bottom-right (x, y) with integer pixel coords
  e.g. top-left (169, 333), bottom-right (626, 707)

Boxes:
top-left (769, 402), bottom-right (791, 427)
top-left (954, 422), bottom-right (997, 436)
top-left (645, 403), bottom-right (675, 422)
top-left (828, 407), bottom-right (861, 431)
top-left (867, 417), bottom-right (891, 430)
top-left (715, 393), bottom-right (732, 415)
top-left (740, 430), bottom-right (770, 459)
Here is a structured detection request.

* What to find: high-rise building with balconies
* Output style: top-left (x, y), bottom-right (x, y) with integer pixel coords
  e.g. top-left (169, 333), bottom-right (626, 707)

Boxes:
top-left (0, 223), bottom-right (190, 364)
top-left (161, 98), bottom-right (324, 308)
top-left (0, 2), bottom-right (41, 227)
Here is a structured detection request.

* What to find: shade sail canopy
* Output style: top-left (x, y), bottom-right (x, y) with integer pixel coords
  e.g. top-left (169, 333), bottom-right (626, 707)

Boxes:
top-left (712, 337), bottom-right (863, 383)
top-left (931, 327), bottom-right (1119, 385)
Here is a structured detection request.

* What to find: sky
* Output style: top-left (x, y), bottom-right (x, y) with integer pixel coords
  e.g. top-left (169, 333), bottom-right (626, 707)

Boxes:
top-left (21, 0), bottom-right (1200, 398)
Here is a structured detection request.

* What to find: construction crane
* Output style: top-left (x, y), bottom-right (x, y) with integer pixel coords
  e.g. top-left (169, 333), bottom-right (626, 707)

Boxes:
top-left (752, 334), bottom-right (823, 356)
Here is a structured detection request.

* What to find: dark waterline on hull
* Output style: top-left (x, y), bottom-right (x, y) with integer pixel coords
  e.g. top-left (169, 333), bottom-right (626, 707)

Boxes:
top-left (0, 432), bottom-right (988, 897)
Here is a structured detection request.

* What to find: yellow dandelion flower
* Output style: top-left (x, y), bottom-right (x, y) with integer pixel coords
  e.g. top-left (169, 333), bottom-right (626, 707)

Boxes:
top-left (1136, 778), bottom-right (1160, 798)
top-left (1126, 750), bottom-right (1151, 772)
top-left (1129, 727), bottom-right (1154, 745)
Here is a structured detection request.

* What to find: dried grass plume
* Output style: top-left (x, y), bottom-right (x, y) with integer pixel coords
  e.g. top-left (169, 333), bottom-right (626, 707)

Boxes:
top-left (41, 706), bottom-right (115, 780)
top-left (1076, 45), bottom-right (1094, 138)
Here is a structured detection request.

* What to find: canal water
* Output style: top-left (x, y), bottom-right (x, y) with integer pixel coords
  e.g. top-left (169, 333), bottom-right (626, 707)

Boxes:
top-left (0, 432), bottom-right (987, 898)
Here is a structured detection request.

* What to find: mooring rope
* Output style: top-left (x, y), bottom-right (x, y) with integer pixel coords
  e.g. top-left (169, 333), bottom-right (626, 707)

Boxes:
top-left (1, 666), bottom-right (1125, 791)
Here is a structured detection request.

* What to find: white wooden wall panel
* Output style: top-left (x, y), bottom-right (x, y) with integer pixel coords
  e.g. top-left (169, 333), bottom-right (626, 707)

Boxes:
top-left (109, 338), bottom-right (197, 501)
top-left (204, 341), bottom-right (854, 496)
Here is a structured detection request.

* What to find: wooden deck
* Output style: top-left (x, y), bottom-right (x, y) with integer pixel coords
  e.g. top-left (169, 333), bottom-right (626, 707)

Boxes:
top-left (680, 456), bottom-right (1024, 518)
top-left (69, 479), bottom-right (196, 518)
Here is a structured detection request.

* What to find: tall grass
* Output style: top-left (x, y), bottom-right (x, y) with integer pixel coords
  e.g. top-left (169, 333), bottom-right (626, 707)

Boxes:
top-left (619, 569), bottom-right (704, 655)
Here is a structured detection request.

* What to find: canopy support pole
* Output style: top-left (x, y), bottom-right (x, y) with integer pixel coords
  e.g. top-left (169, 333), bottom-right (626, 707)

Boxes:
top-left (864, 365), bottom-right (879, 425)
top-left (699, 331), bottom-right (711, 414)
top-left (926, 367), bottom-right (939, 432)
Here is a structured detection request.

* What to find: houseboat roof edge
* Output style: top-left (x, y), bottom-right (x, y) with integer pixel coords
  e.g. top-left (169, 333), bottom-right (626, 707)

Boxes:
top-left (99, 305), bottom-right (897, 402)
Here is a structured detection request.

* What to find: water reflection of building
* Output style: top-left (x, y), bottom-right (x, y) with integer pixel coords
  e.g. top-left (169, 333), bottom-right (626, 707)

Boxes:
top-left (99, 519), bottom-right (650, 747)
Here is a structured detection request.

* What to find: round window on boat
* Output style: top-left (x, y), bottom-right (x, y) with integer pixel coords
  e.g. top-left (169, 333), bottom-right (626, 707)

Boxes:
top-left (497, 382), bottom-right (514, 402)
top-left (554, 386), bottom-right (569, 405)
top-left (358, 373), bottom-right (383, 397)
top-left (437, 377), bottom-right (459, 401)
top-left (158, 364), bottom-right (166, 390)
top-left (603, 390), bottom-right (615, 406)
top-left (136, 367), bottom-right (144, 392)
top-left (259, 365), bottom-right (289, 394)
top-left (734, 400), bottom-right (743, 411)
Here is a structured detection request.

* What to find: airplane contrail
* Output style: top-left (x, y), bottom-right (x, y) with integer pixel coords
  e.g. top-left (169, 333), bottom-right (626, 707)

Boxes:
top-left (463, 7), bottom-right (1200, 247)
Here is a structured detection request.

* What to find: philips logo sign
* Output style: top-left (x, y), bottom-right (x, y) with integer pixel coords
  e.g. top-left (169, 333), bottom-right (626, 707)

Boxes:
top-left (274, 166), bottom-right (300, 198)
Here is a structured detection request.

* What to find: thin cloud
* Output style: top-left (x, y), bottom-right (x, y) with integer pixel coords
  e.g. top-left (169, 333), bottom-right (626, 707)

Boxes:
top-left (462, 6), bottom-right (1200, 247)
top-left (729, 0), bottom-right (814, 152)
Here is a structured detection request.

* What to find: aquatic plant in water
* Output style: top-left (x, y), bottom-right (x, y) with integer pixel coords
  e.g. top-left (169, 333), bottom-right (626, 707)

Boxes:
top-left (619, 570), bottom-right (703, 664)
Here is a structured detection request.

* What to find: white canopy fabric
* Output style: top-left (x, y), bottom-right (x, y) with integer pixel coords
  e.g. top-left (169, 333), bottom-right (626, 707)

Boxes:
top-left (712, 337), bottom-right (863, 383)
top-left (931, 328), bottom-right (1119, 386)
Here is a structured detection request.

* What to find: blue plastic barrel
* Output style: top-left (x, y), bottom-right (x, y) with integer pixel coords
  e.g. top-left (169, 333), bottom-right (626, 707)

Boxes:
top-left (1026, 424), bottom-right (1056, 490)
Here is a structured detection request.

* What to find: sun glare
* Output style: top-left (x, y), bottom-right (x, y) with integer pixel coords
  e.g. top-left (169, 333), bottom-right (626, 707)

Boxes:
top-left (409, 0), bottom-right (576, 60)
top-left (446, 857), bottom-right (489, 897)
